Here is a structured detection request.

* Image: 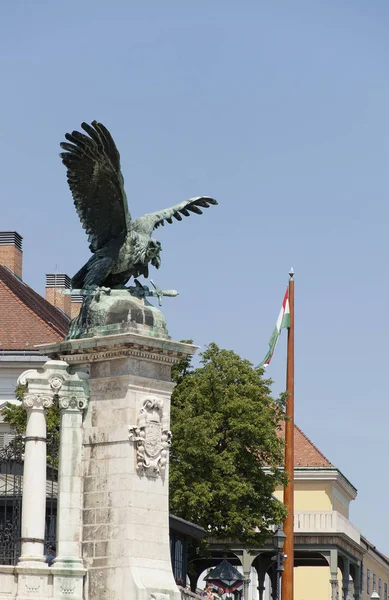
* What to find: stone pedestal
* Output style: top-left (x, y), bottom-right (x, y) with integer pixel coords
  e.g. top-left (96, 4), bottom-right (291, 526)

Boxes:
top-left (43, 331), bottom-right (196, 600)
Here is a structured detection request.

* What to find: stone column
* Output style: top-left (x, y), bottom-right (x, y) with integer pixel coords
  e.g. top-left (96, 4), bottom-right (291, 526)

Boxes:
top-left (17, 364), bottom-right (58, 566)
top-left (51, 367), bottom-right (89, 600)
top-left (342, 557), bottom-right (350, 600)
top-left (15, 361), bottom-right (72, 600)
top-left (242, 550), bottom-right (252, 600)
top-left (329, 549), bottom-right (339, 600)
top-left (353, 564), bottom-right (361, 600)
top-left (243, 574), bottom-right (250, 600)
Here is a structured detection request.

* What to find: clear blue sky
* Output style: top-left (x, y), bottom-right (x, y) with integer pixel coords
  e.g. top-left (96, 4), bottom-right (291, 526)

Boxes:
top-left (1, 0), bottom-right (389, 552)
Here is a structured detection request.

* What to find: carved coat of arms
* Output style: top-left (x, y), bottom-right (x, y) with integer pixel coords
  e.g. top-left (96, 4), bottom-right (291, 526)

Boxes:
top-left (129, 398), bottom-right (171, 477)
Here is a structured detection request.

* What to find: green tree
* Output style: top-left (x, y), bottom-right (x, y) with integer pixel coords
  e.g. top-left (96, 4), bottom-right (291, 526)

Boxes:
top-left (3, 384), bottom-right (60, 465)
top-left (170, 342), bottom-right (287, 547)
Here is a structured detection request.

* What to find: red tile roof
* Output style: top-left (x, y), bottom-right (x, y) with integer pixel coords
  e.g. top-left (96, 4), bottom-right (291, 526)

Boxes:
top-left (278, 422), bottom-right (333, 468)
top-left (0, 265), bottom-right (69, 350)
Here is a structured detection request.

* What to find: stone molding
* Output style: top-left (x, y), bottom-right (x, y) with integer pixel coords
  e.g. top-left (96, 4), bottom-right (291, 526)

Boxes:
top-left (58, 395), bottom-right (88, 411)
top-left (17, 360), bottom-right (89, 412)
top-left (38, 331), bottom-right (197, 366)
top-left (294, 532), bottom-right (365, 561)
top-left (22, 394), bottom-right (54, 410)
top-left (129, 397), bottom-right (172, 477)
top-left (62, 347), bottom-right (183, 366)
top-left (89, 377), bottom-right (175, 394)
top-left (292, 467), bottom-right (357, 500)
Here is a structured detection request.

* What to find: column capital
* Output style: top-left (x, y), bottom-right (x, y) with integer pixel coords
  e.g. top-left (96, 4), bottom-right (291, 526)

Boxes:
top-left (57, 370), bottom-right (89, 411)
top-left (22, 393), bottom-right (54, 410)
top-left (18, 360), bottom-right (89, 412)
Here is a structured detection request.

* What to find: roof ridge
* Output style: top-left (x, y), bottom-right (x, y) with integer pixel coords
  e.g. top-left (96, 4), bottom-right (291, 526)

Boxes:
top-left (361, 535), bottom-right (389, 564)
top-left (294, 423), bottom-right (333, 467)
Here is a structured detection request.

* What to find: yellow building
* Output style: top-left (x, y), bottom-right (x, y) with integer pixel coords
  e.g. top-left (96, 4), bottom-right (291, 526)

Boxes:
top-left (196, 424), bottom-right (389, 600)
top-left (272, 424), bottom-right (389, 600)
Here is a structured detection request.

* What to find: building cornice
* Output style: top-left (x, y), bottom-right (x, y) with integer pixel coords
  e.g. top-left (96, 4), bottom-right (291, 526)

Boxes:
top-left (38, 332), bottom-right (197, 366)
top-left (264, 466), bottom-right (357, 500)
top-left (293, 467), bottom-right (357, 499)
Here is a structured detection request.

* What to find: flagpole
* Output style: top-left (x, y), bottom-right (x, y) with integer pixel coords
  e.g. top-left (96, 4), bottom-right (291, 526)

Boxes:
top-left (282, 268), bottom-right (295, 600)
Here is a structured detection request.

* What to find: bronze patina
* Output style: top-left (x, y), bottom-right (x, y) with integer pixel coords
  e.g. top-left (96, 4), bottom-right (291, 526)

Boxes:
top-left (60, 120), bottom-right (217, 338)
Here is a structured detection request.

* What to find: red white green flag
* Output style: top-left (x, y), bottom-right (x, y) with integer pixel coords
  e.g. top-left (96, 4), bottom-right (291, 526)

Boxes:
top-left (259, 288), bottom-right (290, 368)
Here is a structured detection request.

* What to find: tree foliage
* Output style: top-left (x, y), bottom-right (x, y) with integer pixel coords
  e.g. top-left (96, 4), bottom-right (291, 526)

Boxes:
top-left (170, 342), bottom-right (287, 546)
top-left (3, 384), bottom-right (60, 465)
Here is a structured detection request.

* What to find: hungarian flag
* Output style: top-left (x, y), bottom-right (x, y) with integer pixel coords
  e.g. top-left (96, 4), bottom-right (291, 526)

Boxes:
top-left (259, 288), bottom-right (290, 368)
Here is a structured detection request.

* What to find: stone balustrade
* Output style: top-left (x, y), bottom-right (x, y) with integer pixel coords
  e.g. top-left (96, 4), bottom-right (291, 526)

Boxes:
top-left (294, 510), bottom-right (360, 543)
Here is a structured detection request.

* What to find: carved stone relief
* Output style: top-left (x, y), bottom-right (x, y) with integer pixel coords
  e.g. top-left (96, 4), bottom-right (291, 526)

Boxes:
top-left (129, 398), bottom-right (171, 477)
top-left (19, 575), bottom-right (45, 596)
top-left (59, 577), bottom-right (77, 596)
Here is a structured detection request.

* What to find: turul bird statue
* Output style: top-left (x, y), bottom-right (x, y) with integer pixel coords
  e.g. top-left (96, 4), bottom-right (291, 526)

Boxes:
top-left (60, 120), bottom-right (217, 334)
top-left (60, 120), bottom-right (217, 290)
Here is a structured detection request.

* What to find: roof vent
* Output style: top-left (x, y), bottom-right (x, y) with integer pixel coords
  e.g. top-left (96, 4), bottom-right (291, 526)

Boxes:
top-left (45, 273), bottom-right (72, 317)
top-left (45, 274), bottom-right (71, 289)
top-left (0, 231), bottom-right (23, 250)
top-left (0, 231), bottom-right (23, 278)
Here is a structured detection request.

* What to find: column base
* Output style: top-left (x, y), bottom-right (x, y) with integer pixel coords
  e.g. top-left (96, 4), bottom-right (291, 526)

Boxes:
top-left (51, 557), bottom-right (85, 571)
top-left (51, 566), bottom-right (86, 600)
top-left (15, 563), bottom-right (51, 600)
top-left (88, 564), bottom-right (181, 600)
top-left (16, 557), bottom-right (48, 568)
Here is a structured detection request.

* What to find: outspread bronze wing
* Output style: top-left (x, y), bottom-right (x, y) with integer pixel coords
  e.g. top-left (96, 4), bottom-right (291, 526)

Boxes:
top-left (60, 120), bottom-right (130, 253)
top-left (134, 197), bottom-right (217, 235)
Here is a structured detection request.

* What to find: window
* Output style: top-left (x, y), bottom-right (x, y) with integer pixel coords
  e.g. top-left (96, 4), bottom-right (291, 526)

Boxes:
top-left (0, 432), bottom-right (15, 449)
top-left (384, 582), bottom-right (387, 600)
top-left (367, 569), bottom-right (371, 594)
top-left (379, 579), bottom-right (382, 598)
top-left (174, 539), bottom-right (183, 580)
top-left (169, 533), bottom-right (187, 582)
top-left (374, 574), bottom-right (377, 591)
top-left (361, 564), bottom-right (364, 592)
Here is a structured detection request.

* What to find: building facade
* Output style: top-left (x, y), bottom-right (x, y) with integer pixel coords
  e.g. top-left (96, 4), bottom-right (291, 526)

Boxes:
top-left (0, 231), bottom-right (83, 448)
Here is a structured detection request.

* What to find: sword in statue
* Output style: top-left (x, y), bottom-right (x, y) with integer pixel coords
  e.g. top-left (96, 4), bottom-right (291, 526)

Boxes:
top-left (60, 280), bottom-right (179, 306)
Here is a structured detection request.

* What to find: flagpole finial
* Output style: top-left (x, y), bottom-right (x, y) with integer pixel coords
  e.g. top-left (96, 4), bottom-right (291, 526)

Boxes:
top-left (289, 267), bottom-right (294, 279)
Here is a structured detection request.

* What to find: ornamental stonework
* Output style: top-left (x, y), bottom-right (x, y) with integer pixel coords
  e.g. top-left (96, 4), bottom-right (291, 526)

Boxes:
top-left (129, 398), bottom-right (171, 478)
top-left (18, 360), bottom-right (89, 413)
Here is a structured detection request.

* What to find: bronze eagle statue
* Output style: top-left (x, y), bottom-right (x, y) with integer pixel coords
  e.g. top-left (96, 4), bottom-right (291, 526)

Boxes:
top-left (60, 120), bottom-right (217, 290)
